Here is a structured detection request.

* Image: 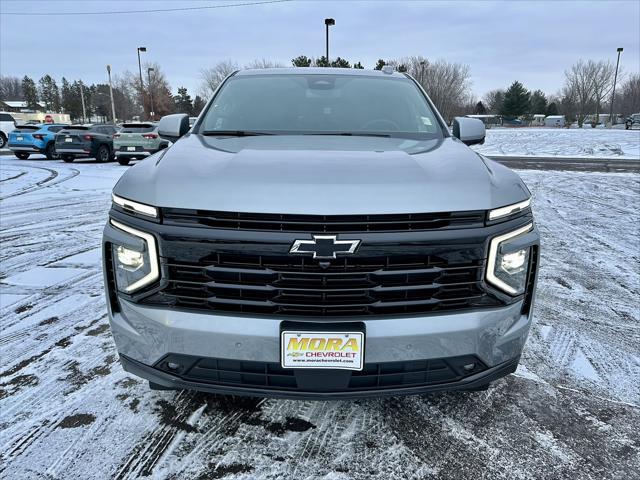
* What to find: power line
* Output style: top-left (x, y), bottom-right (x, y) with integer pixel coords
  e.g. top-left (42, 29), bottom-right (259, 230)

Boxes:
top-left (1, 0), bottom-right (292, 16)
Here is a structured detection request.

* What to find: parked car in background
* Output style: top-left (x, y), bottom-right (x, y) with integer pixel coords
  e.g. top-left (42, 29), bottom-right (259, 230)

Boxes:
top-left (0, 111), bottom-right (17, 148)
top-left (55, 124), bottom-right (119, 162)
top-left (113, 123), bottom-right (169, 165)
top-left (8, 124), bottom-right (68, 159)
top-left (625, 113), bottom-right (640, 130)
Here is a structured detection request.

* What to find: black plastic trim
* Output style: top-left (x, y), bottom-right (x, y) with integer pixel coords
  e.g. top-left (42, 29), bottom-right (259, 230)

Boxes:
top-left (120, 354), bottom-right (520, 399)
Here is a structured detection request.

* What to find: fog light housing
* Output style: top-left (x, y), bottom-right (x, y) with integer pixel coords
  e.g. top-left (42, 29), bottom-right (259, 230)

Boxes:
top-left (110, 219), bottom-right (159, 293)
top-left (487, 224), bottom-right (533, 295)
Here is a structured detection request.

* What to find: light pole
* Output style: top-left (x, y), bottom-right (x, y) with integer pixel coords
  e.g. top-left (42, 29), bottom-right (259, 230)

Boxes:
top-left (79, 81), bottom-right (86, 123)
top-left (106, 64), bottom-right (117, 123)
top-left (147, 67), bottom-right (155, 121)
top-left (609, 47), bottom-right (623, 126)
top-left (324, 18), bottom-right (335, 65)
top-left (137, 46), bottom-right (147, 119)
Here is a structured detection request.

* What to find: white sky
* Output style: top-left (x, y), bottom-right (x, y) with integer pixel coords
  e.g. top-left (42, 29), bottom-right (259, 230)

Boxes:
top-left (1, 0), bottom-right (638, 99)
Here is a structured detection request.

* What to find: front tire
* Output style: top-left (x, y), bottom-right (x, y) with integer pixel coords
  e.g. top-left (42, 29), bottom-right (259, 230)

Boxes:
top-left (45, 142), bottom-right (59, 160)
top-left (15, 152), bottom-right (30, 160)
top-left (118, 158), bottom-right (130, 166)
top-left (96, 144), bottom-right (110, 162)
top-left (0, 133), bottom-right (6, 149)
top-left (62, 154), bottom-right (74, 163)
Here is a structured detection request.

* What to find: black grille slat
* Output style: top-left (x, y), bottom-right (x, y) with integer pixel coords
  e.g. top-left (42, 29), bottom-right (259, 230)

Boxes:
top-left (142, 248), bottom-right (501, 316)
top-left (161, 208), bottom-right (486, 233)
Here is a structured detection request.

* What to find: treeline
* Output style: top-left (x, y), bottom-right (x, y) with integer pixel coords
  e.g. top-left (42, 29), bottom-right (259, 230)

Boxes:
top-left (483, 61), bottom-right (639, 126)
top-left (4, 56), bottom-right (638, 126)
top-left (0, 64), bottom-right (205, 122)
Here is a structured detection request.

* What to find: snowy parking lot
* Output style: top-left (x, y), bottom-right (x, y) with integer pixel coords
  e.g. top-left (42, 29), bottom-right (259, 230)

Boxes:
top-left (472, 127), bottom-right (640, 159)
top-left (0, 156), bottom-right (639, 479)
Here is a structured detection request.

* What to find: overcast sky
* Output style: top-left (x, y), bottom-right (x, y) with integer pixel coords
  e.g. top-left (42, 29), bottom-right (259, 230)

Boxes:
top-left (1, 0), bottom-right (638, 99)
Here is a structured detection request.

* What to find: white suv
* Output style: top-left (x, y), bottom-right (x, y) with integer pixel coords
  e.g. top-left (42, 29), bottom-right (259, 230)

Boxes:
top-left (0, 112), bottom-right (17, 149)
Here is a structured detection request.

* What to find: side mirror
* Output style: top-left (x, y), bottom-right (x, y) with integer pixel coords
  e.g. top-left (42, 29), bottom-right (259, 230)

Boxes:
top-left (157, 114), bottom-right (189, 143)
top-left (452, 117), bottom-right (485, 146)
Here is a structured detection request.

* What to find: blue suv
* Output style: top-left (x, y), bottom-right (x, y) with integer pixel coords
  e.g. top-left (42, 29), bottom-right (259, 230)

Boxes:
top-left (8, 124), bottom-right (68, 160)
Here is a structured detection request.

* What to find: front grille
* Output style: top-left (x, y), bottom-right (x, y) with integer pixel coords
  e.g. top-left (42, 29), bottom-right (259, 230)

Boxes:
top-left (161, 208), bottom-right (486, 233)
top-left (142, 252), bottom-right (501, 316)
top-left (155, 354), bottom-right (488, 392)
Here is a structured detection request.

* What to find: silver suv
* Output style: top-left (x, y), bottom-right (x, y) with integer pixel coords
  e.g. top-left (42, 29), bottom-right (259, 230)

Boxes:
top-left (103, 68), bottom-right (539, 398)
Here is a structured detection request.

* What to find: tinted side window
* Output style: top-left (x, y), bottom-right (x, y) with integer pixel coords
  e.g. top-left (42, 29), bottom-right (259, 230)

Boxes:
top-left (0, 113), bottom-right (15, 122)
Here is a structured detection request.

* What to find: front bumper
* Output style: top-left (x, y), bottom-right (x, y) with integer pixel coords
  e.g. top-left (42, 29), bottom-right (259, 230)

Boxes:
top-left (108, 297), bottom-right (532, 397)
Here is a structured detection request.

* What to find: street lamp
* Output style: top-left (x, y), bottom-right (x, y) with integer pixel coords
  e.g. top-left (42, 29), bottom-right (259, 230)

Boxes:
top-left (609, 47), bottom-right (623, 126)
top-left (324, 18), bottom-right (335, 66)
top-left (147, 67), bottom-right (155, 121)
top-left (137, 47), bottom-right (147, 119)
top-left (106, 64), bottom-right (116, 123)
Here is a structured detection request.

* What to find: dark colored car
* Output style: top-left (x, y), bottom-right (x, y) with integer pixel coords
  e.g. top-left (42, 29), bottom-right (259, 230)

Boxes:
top-left (8, 124), bottom-right (68, 159)
top-left (55, 124), bottom-right (119, 162)
top-left (625, 113), bottom-right (640, 130)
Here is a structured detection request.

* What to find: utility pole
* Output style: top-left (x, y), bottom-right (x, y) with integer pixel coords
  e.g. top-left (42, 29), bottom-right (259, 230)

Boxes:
top-left (79, 81), bottom-right (86, 123)
top-left (137, 46), bottom-right (147, 119)
top-left (147, 67), bottom-right (155, 121)
top-left (106, 65), bottom-right (117, 123)
top-left (609, 47), bottom-right (623, 126)
top-left (324, 18), bottom-right (335, 65)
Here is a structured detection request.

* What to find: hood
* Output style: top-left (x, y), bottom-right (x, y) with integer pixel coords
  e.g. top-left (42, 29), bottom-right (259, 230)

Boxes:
top-left (114, 134), bottom-right (530, 215)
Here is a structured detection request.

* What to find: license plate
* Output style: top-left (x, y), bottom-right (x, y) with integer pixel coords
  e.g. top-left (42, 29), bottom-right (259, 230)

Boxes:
top-left (127, 146), bottom-right (136, 151)
top-left (65, 137), bottom-right (72, 142)
top-left (281, 331), bottom-right (364, 370)
top-left (16, 136), bottom-right (23, 141)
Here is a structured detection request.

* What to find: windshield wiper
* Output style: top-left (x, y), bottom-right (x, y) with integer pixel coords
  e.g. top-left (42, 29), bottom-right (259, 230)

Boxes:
top-left (201, 130), bottom-right (274, 137)
top-left (303, 132), bottom-right (392, 138)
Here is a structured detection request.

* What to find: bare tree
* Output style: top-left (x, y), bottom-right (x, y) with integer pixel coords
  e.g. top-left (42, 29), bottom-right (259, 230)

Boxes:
top-left (404, 57), bottom-right (472, 122)
top-left (483, 89), bottom-right (506, 114)
top-left (199, 60), bottom-right (239, 99)
top-left (616, 73), bottom-right (640, 116)
top-left (591, 61), bottom-right (616, 123)
top-left (564, 59), bottom-right (598, 127)
top-left (0, 75), bottom-right (23, 101)
top-left (245, 58), bottom-right (284, 69)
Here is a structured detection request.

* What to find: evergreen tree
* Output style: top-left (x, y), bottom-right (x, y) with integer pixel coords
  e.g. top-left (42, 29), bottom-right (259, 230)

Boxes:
top-left (38, 75), bottom-right (60, 112)
top-left (474, 101), bottom-right (487, 115)
top-left (192, 95), bottom-right (206, 115)
top-left (314, 56), bottom-right (329, 67)
top-left (546, 102), bottom-right (558, 116)
top-left (330, 57), bottom-right (351, 68)
top-left (21, 76), bottom-right (39, 110)
top-left (397, 64), bottom-right (408, 73)
top-left (61, 77), bottom-right (72, 113)
top-left (374, 59), bottom-right (386, 70)
top-left (174, 87), bottom-right (193, 114)
top-left (291, 55), bottom-right (312, 67)
top-left (353, 62), bottom-right (364, 69)
top-left (501, 81), bottom-right (530, 118)
top-left (530, 89), bottom-right (547, 114)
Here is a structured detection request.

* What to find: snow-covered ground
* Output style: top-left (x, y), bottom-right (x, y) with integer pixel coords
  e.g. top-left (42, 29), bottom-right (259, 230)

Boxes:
top-left (1, 157), bottom-right (639, 479)
top-left (472, 127), bottom-right (640, 159)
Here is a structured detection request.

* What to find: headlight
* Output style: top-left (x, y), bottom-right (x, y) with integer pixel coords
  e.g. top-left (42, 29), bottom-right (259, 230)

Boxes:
top-left (488, 198), bottom-right (531, 221)
top-left (112, 193), bottom-right (158, 218)
top-left (110, 219), bottom-right (159, 293)
top-left (486, 223), bottom-right (533, 295)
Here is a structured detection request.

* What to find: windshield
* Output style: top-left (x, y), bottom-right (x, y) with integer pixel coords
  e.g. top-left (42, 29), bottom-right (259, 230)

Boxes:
top-left (199, 73), bottom-right (444, 139)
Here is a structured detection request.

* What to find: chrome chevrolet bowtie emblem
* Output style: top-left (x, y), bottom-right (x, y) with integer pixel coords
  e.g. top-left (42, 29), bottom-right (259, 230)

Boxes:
top-left (289, 235), bottom-right (361, 259)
